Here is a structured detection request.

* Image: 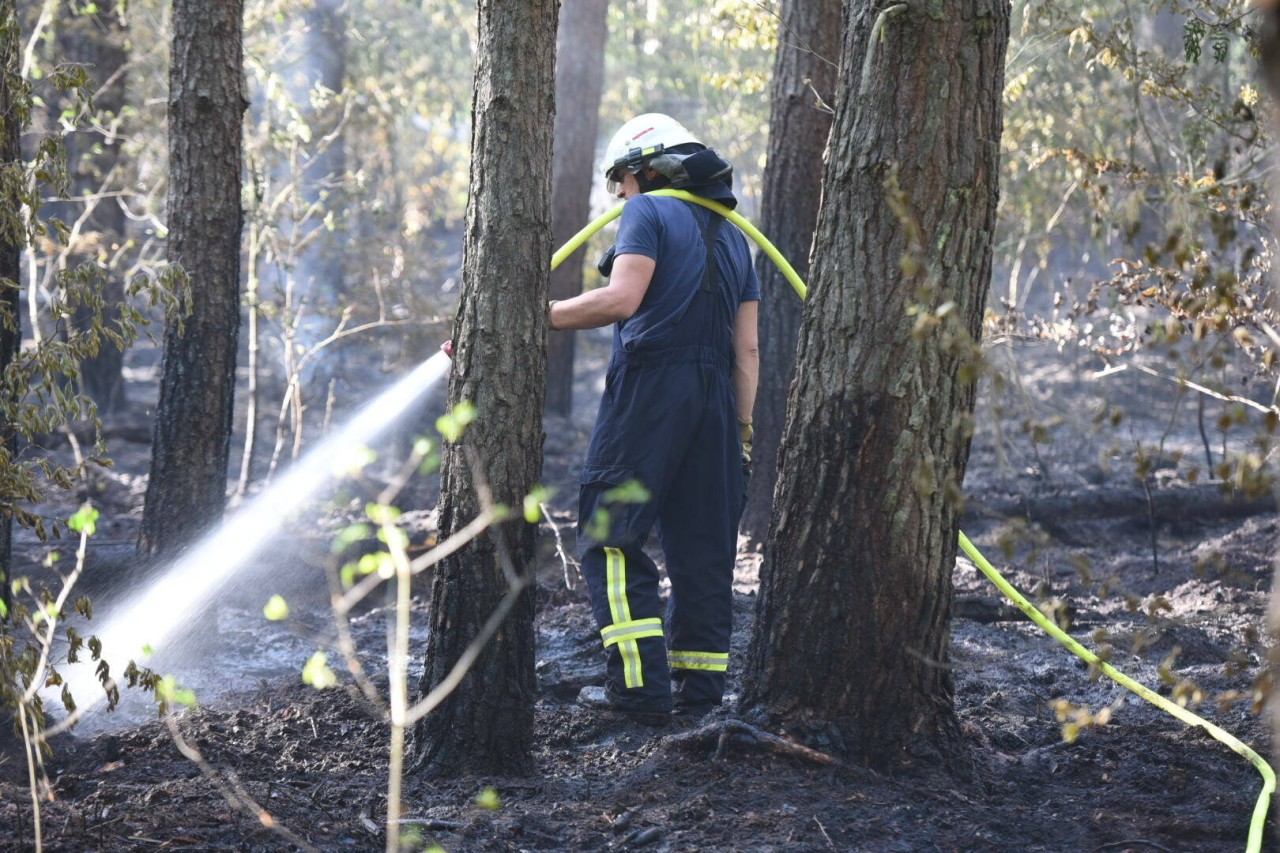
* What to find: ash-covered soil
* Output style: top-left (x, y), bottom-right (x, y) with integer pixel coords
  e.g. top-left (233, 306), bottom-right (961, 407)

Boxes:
top-left (1, 336), bottom-right (1276, 852)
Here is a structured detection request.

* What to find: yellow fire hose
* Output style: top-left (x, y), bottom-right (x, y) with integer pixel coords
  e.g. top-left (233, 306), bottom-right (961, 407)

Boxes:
top-left (551, 187), bottom-right (1275, 851)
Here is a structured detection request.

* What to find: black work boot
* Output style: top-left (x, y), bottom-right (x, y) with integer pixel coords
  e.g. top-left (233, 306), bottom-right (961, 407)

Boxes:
top-left (577, 685), bottom-right (671, 726)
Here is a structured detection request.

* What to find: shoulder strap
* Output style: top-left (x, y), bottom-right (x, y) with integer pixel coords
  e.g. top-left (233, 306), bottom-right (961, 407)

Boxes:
top-left (694, 207), bottom-right (724, 294)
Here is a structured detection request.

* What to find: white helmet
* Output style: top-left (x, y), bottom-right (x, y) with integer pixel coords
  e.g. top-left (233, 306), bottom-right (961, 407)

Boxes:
top-left (602, 113), bottom-right (703, 193)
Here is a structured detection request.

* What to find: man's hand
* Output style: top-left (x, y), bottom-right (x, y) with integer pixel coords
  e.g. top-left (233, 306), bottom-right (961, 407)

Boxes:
top-left (441, 340), bottom-right (454, 359)
top-left (739, 420), bottom-right (753, 484)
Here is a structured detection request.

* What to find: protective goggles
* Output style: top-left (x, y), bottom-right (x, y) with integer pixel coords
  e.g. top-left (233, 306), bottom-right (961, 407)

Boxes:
top-left (606, 144), bottom-right (665, 194)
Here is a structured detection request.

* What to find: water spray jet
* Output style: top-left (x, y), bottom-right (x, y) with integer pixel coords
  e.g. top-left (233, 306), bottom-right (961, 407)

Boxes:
top-left (54, 350), bottom-right (453, 726)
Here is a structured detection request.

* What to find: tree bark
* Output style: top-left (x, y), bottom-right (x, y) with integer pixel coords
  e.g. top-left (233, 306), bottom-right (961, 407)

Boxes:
top-left (138, 0), bottom-right (246, 558)
top-left (546, 0), bottom-right (607, 419)
top-left (743, 0), bottom-right (1010, 771)
top-left (1252, 3), bottom-right (1280, 790)
top-left (0, 0), bottom-right (20, 618)
top-left (740, 0), bottom-right (841, 542)
top-left (412, 0), bottom-right (558, 777)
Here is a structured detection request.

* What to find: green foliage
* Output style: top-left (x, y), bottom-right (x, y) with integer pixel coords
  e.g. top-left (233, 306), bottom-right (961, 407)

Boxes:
top-left (301, 650), bottom-right (337, 689)
top-left (2, 498), bottom-right (164, 843)
top-left (3, 3), bottom-right (187, 543)
top-left (584, 478), bottom-right (652, 541)
top-left (988, 0), bottom-right (1276, 502)
top-left (523, 484), bottom-right (554, 523)
top-left (436, 399), bottom-right (477, 443)
top-left (602, 0), bottom-right (777, 210)
top-left (263, 594), bottom-right (289, 621)
top-left (66, 503), bottom-right (98, 535)
top-left (601, 479), bottom-right (651, 505)
top-left (1052, 697), bottom-right (1119, 743)
top-left (155, 675), bottom-right (198, 711)
top-left (241, 0), bottom-right (478, 391)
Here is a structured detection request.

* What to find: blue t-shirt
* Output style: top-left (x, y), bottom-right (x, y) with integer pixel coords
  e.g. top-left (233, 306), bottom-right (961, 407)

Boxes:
top-left (612, 194), bottom-right (760, 352)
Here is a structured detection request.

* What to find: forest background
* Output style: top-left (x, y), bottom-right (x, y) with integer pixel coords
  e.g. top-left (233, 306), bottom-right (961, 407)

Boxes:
top-left (3, 0), bottom-right (1280, 851)
top-left (8, 0), bottom-right (1273, 540)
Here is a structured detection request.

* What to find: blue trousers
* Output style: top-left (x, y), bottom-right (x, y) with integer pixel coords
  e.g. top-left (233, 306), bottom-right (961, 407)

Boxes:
top-left (578, 344), bottom-right (743, 712)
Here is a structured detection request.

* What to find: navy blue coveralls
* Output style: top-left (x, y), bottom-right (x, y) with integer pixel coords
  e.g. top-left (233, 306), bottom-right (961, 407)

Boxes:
top-left (578, 189), bottom-right (759, 714)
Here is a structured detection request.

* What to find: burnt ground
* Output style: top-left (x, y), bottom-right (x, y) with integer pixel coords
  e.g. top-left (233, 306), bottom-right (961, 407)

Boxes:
top-left (1, 333), bottom-right (1278, 852)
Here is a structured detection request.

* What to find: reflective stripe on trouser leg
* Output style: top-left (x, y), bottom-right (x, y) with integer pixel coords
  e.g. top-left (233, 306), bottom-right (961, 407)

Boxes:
top-left (602, 546), bottom-right (663, 689)
top-left (602, 618), bottom-right (664, 689)
top-left (669, 650), bottom-right (729, 672)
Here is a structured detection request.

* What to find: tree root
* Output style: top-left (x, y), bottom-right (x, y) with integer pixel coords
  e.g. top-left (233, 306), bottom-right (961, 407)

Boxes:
top-left (664, 719), bottom-right (841, 766)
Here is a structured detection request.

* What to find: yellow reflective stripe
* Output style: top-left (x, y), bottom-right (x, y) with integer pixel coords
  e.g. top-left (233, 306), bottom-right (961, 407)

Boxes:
top-left (601, 618), bottom-right (664, 647)
top-left (669, 650), bottom-right (730, 672)
top-left (605, 547), bottom-right (631, 625)
top-left (601, 617), bottom-right (663, 689)
top-left (619, 640), bottom-right (644, 688)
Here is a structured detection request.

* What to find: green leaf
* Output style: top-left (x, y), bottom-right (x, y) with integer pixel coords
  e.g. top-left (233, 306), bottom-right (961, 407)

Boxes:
top-left (585, 508), bottom-right (611, 542)
top-left (475, 787), bottom-right (501, 811)
top-left (334, 445), bottom-right (377, 478)
top-left (602, 480), bottom-right (651, 505)
top-left (1211, 27), bottom-right (1228, 64)
top-left (436, 400), bottom-right (477, 442)
top-left (366, 502), bottom-right (402, 526)
top-left (379, 525), bottom-right (410, 551)
top-left (302, 652), bottom-right (337, 690)
top-left (156, 675), bottom-right (198, 709)
top-left (358, 551), bottom-right (394, 579)
top-left (523, 485), bottom-right (553, 523)
top-left (263, 595), bottom-right (289, 621)
top-left (332, 523), bottom-right (373, 554)
top-left (1183, 19), bottom-right (1205, 64)
top-left (68, 504), bottom-right (99, 535)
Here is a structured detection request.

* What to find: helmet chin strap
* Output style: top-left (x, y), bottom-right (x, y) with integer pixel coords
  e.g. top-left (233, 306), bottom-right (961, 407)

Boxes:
top-left (636, 170), bottom-right (670, 194)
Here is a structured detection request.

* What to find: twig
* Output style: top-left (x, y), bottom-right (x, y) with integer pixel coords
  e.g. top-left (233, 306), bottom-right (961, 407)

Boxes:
top-left (540, 501), bottom-right (580, 591)
top-left (1094, 841), bottom-right (1174, 853)
top-left (1197, 393), bottom-right (1213, 471)
top-left (620, 826), bottom-right (663, 846)
top-left (164, 717), bottom-right (321, 852)
top-left (403, 572), bottom-right (531, 727)
top-left (1140, 472), bottom-right (1159, 576)
top-left (18, 704), bottom-right (44, 853)
top-left (814, 815), bottom-right (837, 851)
top-left (333, 505), bottom-right (500, 615)
top-left (392, 818), bottom-right (464, 831)
top-left (803, 77), bottom-right (836, 115)
top-left (665, 720), bottom-right (841, 766)
top-left (1102, 362), bottom-right (1276, 415)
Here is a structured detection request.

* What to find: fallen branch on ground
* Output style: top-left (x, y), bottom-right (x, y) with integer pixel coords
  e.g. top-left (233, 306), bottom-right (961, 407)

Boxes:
top-left (964, 482), bottom-right (1273, 526)
top-left (664, 719), bottom-right (841, 766)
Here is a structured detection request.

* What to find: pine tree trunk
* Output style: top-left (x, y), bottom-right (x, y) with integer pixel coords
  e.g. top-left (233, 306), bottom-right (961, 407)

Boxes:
top-left (546, 0), bottom-right (607, 418)
top-left (743, 0), bottom-right (1010, 771)
top-left (412, 0), bottom-right (558, 777)
top-left (740, 0), bottom-right (841, 542)
top-left (1255, 0), bottom-right (1280, 801)
top-left (138, 0), bottom-right (246, 558)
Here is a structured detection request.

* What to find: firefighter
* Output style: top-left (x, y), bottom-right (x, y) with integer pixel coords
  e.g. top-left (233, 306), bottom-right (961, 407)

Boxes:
top-left (549, 114), bottom-right (760, 720)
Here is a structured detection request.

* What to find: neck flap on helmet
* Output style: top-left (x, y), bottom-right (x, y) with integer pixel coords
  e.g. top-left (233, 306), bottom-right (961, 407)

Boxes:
top-left (647, 147), bottom-right (738, 209)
